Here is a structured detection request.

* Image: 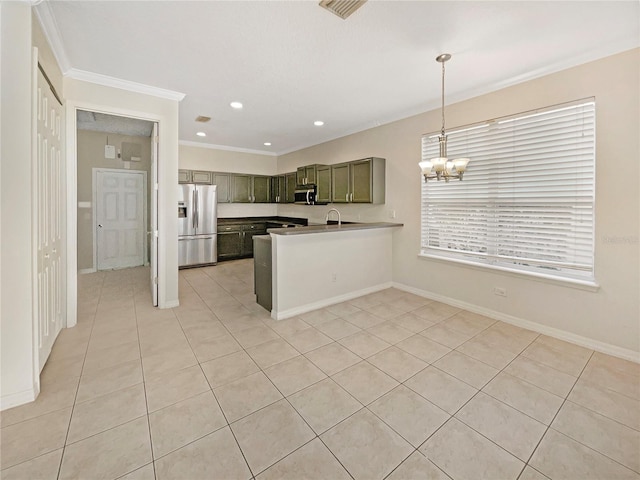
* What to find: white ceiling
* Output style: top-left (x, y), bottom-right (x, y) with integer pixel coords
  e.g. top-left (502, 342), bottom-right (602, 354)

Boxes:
top-left (39, 1), bottom-right (639, 155)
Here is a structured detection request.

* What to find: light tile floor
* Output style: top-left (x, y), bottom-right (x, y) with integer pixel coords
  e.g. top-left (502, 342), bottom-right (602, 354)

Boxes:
top-left (2, 259), bottom-right (639, 479)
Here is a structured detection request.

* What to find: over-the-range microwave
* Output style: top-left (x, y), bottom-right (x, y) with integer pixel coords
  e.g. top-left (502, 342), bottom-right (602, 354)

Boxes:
top-left (294, 185), bottom-right (317, 205)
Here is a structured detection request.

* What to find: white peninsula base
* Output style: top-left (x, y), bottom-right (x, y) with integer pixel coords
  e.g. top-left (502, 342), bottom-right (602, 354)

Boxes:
top-left (270, 223), bottom-right (401, 320)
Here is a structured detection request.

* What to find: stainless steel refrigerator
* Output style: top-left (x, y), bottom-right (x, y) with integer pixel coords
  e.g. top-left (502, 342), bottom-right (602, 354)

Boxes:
top-left (178, 184), bottom-right (217, 268)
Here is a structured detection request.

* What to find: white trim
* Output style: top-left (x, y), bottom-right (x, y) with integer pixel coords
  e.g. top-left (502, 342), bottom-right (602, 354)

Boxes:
top-left (78, 268), bottom-right (96, 274)
top-left (418, 253), bottom-right (600, 292)
top-left (179, 140), bottom-right (277, 157)
top-left (160, 300), bottom-right (180, 309)
top-left (392, 281), bottom-right (640, 364)
top-left (33, 1), bottom-right (71, 74)
top-left (92, 168), bottom-right (148, 270)
top-left (66, 68), bottom-right (186, 102)
top-left (271, 282), bottom-right (393, 320)
top-left (65, 104), bottom-right (78, 328)
top-left (1, 383), bottom-right (39, 411)
top-left (30, 47), bottom-right (40, 393)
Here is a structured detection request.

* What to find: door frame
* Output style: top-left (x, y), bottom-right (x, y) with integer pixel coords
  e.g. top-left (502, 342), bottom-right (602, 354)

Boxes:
top-left (65, 102), bottom-right (162, 328)
top-left (92, 168), bottom-right (148, 271)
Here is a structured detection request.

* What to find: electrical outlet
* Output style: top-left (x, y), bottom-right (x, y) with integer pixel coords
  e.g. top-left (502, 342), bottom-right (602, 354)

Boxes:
top-left (389, 210), bottom-right (396, 219)
top-left (331, 273), bottom-right (337, 283)
top-left (493, 287), bottom-right (507, 297)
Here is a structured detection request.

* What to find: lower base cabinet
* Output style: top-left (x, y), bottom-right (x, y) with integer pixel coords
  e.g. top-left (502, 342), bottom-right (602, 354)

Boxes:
top-left (217, 223), bottom-right (267, 261)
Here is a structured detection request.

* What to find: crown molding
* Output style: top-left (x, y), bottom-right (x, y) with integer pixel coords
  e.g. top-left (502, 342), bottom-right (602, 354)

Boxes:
top-left (65, 69), bottom-right (186, 102)
top-left (179, 140), bottom-right (277, 157)
top-left (33, 0), bottom-right (71, 73)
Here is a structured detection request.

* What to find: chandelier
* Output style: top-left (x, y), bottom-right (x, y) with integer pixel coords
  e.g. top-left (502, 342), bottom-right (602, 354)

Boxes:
top-left (419, 53), bottom-right (470, 182)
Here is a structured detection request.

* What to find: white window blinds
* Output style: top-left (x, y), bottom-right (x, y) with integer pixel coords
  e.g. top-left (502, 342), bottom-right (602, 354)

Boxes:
top-left (421, 100), bottom-right (596, 282)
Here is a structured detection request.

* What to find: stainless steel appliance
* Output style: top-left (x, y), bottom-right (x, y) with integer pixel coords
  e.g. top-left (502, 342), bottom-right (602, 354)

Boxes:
top-left (178, 184), bottom-right (217, 268)
top-left (294, 185), bottom-right (317, 205)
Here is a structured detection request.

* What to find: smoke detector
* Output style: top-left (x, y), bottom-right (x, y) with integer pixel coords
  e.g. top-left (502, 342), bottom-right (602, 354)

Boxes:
top-left (319, 0), bottom-right (367, 19)
top-left (195, 116), bottom-right (211, 123)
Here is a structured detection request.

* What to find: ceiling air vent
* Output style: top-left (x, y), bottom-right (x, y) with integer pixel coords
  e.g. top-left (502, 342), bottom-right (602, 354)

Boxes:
top-left (319, 0), bottom-right (367, 20)
top-left (195, 116), bottom-right (211, 123)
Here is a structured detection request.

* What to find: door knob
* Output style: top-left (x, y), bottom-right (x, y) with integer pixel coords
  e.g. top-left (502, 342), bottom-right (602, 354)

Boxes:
top-left (98, 224), bottom-right (103, 228)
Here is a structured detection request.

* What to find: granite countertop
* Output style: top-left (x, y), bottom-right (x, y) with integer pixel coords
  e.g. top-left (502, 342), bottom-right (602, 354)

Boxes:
top-left (217, 216), bottom-right (308, 226)
top-left (267, 222), bottom-right (403, 235)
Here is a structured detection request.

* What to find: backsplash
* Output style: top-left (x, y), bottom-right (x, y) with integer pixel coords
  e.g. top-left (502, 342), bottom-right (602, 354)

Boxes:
top-left (217, 203), bottom-right (278, 218)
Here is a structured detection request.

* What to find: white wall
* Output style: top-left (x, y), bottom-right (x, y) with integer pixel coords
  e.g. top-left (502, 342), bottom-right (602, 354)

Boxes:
top-left (277, 49), bottom-right (640, 359)
top-left (64, 79), bottom-right (181, 309)
top-left (179, 143), bottom-right (278, 218)
top-left (0, 2), bottom-right (37, 409)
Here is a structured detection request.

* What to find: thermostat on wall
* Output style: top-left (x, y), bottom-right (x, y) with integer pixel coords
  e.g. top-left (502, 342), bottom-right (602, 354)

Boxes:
top-left (104, 145), bottom-right (116, 159)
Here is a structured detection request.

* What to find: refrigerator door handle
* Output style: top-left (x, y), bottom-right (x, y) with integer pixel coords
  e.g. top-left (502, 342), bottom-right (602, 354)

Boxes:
top-left (195, 188), bottom-right (199, 230)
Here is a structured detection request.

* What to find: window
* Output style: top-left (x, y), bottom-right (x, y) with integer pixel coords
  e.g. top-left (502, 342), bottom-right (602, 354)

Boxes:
top-left (420, 99), bottom-right (596, 284)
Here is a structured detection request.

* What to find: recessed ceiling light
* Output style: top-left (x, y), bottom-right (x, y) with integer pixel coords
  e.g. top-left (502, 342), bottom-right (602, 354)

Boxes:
top-left (196, 131), bottom-right (206, 137)
top-left (230, 101), bottom-right (243, 109)
top-left (264, 142), bottom-right (272, 146)
top-left (314, 120), bottom-right (324, 126)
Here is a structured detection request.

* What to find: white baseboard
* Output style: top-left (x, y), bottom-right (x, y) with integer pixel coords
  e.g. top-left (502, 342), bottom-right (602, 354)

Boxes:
top-left (78, 268), bottom-right (96, 274)
top-left (160, 300), bottom-right (180, 309)
top-left (393, 282), bottom-right (640, 364)
top-left (272, 282), bottom-right (393, 320)
top-left (1, 383), bottom-right (39, 411)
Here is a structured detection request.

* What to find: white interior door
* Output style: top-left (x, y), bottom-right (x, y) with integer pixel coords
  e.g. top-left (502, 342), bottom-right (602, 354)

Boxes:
top-left (150, 124), bottom-right (158, 306)
top-left (96, 170), bottom-right (146, 270)
top-left (35, 52), bottom-right (65, 372)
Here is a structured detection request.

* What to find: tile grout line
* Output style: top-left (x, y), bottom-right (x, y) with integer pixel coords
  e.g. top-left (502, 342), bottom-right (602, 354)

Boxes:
top-left (187, 264), bottom-right (362, 478)
top-left (132, 283), bottom-right (159, 480)
top-left (182, 269), bottom-right (257, 479)
top-left (518, 349), bottom-right (596, 478)
top-left (55, 270), bottom-right (106, 480)
top-left (523, 349), bottom-right (640, 476)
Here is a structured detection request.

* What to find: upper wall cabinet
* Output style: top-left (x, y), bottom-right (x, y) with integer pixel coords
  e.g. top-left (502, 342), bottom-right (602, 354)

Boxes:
top-left (212, 173), bottom-right (231, 203)
top-left (296, 164), bottom-right (326, 185)
top-left (178, 169), bottom-right (191, 184)
top-left (331, 157), bottom-right (385, 204)
top-left (179, 169), bottom-right (213, 184)
top-left (231, 174), bottom-right (271, 203)
top-left (316, 165), bottom-right (332, 204)
top-left (270, 175), bottom-right (287, 203)
top-left (285, 173), bottom-right (297, 203)
top-left (192, 170), bottom-right (213, 184)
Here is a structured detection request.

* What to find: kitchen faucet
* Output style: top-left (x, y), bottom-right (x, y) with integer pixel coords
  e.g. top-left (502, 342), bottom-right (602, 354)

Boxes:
top-left (326, 208), bottom-right (341, 226)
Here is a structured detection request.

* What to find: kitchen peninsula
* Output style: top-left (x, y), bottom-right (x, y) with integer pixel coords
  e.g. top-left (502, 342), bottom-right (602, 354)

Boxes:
top-left (255, 222), bottom-right (402, 320)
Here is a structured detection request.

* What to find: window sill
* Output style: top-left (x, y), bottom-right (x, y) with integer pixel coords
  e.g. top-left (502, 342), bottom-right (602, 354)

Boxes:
top-left (417, 253), bottom-right (600, 292)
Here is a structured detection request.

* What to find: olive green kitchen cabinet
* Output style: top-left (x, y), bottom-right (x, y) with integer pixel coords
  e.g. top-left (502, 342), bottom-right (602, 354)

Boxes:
top-left (316, 165), bottom-right (332, 204)
top-left (252, 175), bottom-right (271, 203)
top-left (285, 173), bottom-right (297, 203)
top-left (230, 174), bottom-right (271, 203)
top-left (212, 173), bottom-right (231, 203)
top-left (241, 222), bottom-right (267, 255)
top-left (231, 175), bottom-right (252, 203)
top-left (180, 169), bottom-right (213, 184)
top-left (217, 222), bottom-right (267, 261)
top-left (296, 164), bottom-right (327, 185)
top-left (178, 170), bottom-right (191, 184)
top-left (270, 175), bottom-right (286, 203)
top-left (330, 157), bottom-right (385, 204)
top-left (217, 225), bottom-right (243, 260)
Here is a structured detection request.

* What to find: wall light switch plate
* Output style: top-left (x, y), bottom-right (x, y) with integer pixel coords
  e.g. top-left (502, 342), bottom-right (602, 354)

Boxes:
top-left (104, 145), bottom-right (116, 159)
